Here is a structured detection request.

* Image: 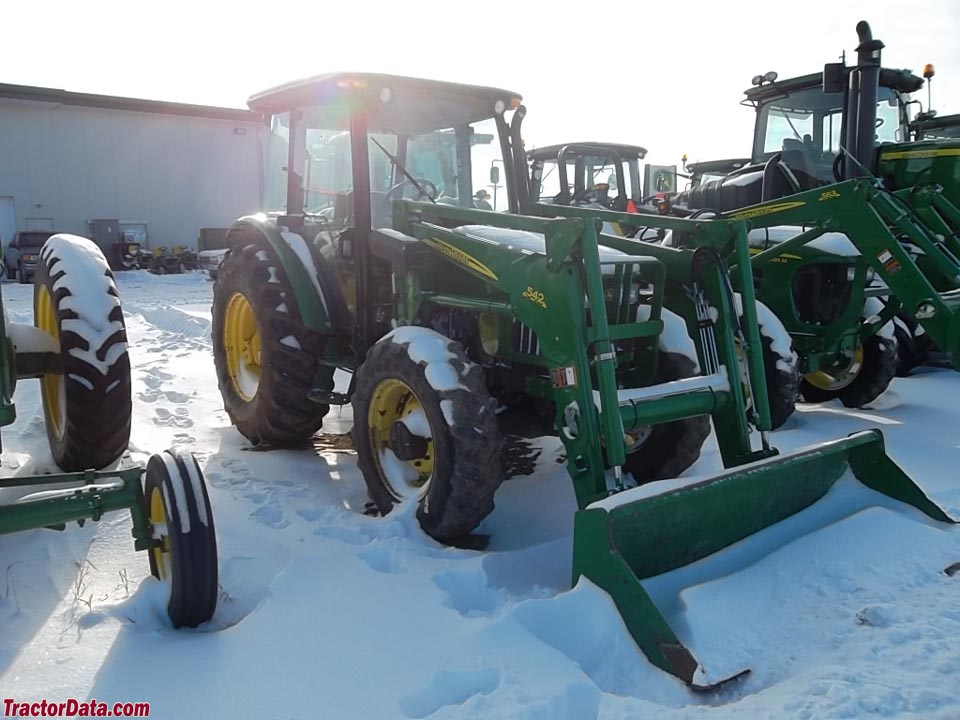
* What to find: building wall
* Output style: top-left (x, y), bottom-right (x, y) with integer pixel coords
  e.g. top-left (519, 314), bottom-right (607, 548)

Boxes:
top-left (0, 99), bottom-right (264, 250)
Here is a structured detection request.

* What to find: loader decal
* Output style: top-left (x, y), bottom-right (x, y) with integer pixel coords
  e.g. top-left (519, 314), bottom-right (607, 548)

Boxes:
top-left (879, 147), bottom-right (960, 161)
top-left (423, 237), bottom-right (499, 281)
top-left (727, 201), bottom-right (807, 220)
top-left (818, 189), bottom-right (841, 201)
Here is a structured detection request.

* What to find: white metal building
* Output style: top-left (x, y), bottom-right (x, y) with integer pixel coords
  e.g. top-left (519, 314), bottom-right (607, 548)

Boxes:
top-left (0, 82), bottom-right (265, 252)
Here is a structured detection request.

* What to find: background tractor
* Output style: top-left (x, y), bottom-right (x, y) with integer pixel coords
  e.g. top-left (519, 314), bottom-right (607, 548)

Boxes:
top-left (669, 21), bottom-right (960, 378)
top-left (0, 234), bottom-right (218, 628)
top-left (210, 72), bottom-right (955, 688)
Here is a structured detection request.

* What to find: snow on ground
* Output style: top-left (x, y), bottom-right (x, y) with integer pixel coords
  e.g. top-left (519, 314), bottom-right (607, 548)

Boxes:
top-left (0, 270), bottom-right (958, 718)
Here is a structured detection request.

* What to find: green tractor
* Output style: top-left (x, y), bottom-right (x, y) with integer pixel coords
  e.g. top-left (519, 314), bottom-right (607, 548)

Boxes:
top-left (210, 72), bottom-right (954, 688)
top-left (670, 21), bottom-right (960, 378)
top-left (0, 234), bottom-right (218, 628)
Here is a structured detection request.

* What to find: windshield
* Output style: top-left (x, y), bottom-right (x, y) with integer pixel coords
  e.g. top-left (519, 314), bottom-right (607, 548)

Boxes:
top-left (533, 153), bottom-right (640, 207)
top-left (754, 85), bottom-right (905, 185)
top-left (264, 112), bottom-right (503, 223)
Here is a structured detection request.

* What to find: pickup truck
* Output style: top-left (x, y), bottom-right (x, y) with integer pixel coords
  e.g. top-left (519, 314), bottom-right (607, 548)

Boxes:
top-left (4, 231), bottom-right (56, 283)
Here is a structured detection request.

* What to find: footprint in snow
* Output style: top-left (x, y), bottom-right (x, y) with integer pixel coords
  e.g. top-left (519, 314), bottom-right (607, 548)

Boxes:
top-left (152, 406), bottom-right (194, 428)
top-left (250, 504), bottom-right (289, 529)
top-left (358, 544), bottom-right (405, 574)
top-left (433, 568), bottom-right (507, 618)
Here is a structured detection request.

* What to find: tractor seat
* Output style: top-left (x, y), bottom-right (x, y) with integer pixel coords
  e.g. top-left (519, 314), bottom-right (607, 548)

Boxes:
top-left (746, 226), bottom-right (858, 256)
top-left (455, 225), bottom-right (630, 270)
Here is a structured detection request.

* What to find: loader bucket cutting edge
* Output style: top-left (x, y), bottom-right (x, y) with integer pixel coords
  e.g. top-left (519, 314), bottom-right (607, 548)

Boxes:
top-left (572, 429), bottom-right (955, 689)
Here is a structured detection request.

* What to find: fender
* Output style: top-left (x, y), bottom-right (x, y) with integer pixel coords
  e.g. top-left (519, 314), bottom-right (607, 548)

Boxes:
top-left (225, 215), bottom-right (333, 334)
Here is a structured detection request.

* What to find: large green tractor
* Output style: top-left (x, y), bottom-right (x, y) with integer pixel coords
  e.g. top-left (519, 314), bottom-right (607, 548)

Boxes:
top-left (0, 234), bottom-right (218, 628)
top-left (210, 73), bottom-right (954, 689)
top-left (670, 21), bottom-right (960, 377)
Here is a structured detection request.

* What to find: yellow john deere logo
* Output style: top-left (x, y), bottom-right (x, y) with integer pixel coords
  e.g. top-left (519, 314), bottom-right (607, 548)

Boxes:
top-left (423, 238), bottom-right (498, 281)
top-left (880, 147), bottom-right (960, 161)
top-left (728, 201), bottom-right (806, 220)
top-left (819, 189), bottom-right (841, 201)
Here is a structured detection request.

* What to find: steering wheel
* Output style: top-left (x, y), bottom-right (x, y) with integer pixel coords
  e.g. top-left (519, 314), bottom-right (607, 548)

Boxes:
top-left (384, 178), bottom-right (439, 205)
top-left (573, 183), bottom-right (614, 208)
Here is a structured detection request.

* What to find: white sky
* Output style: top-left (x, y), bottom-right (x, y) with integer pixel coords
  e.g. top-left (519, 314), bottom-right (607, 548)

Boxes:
top-left (3, 0), bottom-right (958, 167)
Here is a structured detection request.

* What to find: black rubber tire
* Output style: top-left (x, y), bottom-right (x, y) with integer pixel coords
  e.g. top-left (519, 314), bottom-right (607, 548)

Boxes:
top-left (622, 351), bottom-right (711, 484)
top-left (211, 242), bottom-right (330, 445)
top-left (5, 261), bottom-right (14, 280)
top-left (143, 450), bottom-right (218, 628)
top-left (34, 235), bottom-right (132, 471)
top-left (757, 334), bottom-right (800, 430)
top-left (893, 313), bottom-right (933, 377)
top-left (800, 333), bottom-right (898, 407)
top-left (353, 329), bottom-right (504, 542)
top-left (18, 263), bottom-right (27, 284)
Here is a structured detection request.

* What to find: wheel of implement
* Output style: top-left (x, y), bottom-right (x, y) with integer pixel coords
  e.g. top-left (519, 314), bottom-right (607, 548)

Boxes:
top-left (33, 234), bottom-right (132, 471)
top-left (211, 242), bottom-right (330, 445)
top-left (622, 351), bottom-right (711, 484)
top-left (353, 328), bottom-right (504, 543)
top-left (801, 332), bottom-right (898, 407)
top-left (143, 449), bottom-right (218, 628)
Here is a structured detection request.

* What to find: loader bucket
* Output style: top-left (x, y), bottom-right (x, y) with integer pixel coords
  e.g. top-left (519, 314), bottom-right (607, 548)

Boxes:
top-left (572, 429), bottom-right (955, 691)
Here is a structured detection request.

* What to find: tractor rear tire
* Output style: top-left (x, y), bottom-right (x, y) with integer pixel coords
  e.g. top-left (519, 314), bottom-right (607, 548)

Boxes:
top-left (800, 333), bottom-right (898, 407)
top-left (759, 334), bottom-right (800, 430)
top-left (353, 328), bottom-right (504, 543)
top-left (143, 450), bottom-right (218, 628)
top-left (622, 351), bottom-right (711, 484)
top-left (893, 313), bottom-right (932, 377)
top-left (211, 242), bottom-right (330, 446)
top-left (33, 235), bottom-right (132, 471)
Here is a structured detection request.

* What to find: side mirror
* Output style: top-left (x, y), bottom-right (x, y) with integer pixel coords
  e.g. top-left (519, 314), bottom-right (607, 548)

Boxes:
top-left (489, 166), bottom-right (500, 185)
top-left (643, 164), bottom-right (678, 197)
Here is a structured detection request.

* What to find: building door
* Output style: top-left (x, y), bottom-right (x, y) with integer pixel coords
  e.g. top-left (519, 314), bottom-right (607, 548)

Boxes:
top-left (25, 217), bottom-right (54, 231)
top-left (0, 197), bottom-right (15, 248)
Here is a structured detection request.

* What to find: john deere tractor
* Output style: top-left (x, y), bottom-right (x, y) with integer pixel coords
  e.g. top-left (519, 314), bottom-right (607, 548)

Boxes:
top-left (0, 234), bottom-right (218, 628)
top-left (210, 72), bottom-right (954, 688)
top-left (669, 21), bottom-right (960, 379)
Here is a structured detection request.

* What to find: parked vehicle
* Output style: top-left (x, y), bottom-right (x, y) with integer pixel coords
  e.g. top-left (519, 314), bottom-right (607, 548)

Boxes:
top-left (4, 231), bottom-right (56, 283)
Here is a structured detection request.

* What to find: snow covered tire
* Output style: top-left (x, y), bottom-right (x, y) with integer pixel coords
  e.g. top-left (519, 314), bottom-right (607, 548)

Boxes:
top-left (353, 328), bottom-right (504, 543)
top-left (143, 450), bottom-right (218, 628)
top-left (212, 241), bottom-right (330, 446)
top-left (34, 234), bottom-right (132, 471)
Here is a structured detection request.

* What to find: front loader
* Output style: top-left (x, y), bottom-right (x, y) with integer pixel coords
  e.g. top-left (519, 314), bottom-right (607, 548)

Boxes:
top-left (210, 72), bottom-right (955, 689)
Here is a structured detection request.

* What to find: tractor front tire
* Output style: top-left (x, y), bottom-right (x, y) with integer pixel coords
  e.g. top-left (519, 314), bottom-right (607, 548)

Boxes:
top-left (801, 333), bottom-right (898, 407)
top-left (34, 235), bottom-right (132, 471)
top-left (211, 242), bottom-right (330, 446)
top-left (622, 351), bottom-right (711, 484)
top-left (353, 328), bottom-right (504, 543)
top-left (143, 450), bottom-right (218, 628)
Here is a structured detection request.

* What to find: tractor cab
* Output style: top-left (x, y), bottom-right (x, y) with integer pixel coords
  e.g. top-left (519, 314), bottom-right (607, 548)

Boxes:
top-left (746, 67), bottom-right (921, 190)
top-left (910, 112), bottom-right (960, 141)
top-left (527, 142), bottom-right (646, 211)
top-left (243, 73), bottom-right (524, 347)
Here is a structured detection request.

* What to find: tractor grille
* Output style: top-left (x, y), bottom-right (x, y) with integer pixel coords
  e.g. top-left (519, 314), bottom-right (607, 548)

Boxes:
top-left (514, 322), bottom-right (541, 356)
top-left (791, 263), bottom-right (854, 326)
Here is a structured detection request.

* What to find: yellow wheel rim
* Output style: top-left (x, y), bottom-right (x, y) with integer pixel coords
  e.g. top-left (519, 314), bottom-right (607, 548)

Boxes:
top-left (149, 487), bottom-right (171, 580)
top-left (223, 292), bottom-right (261, 401)
top-left (35, 284), bottom-right (65, 440)
top-left (368, 379), bottom-right (434, 501)
top-left (805, 344), bottom-right (865, 391)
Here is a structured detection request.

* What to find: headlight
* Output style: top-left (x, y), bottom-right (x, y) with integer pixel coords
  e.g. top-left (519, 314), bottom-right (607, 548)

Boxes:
top-left (22, 254), bottom-right (37, 262)
top-left (865, 266), bottom-right (876, 284)
top-left (846, 266), bottom-right (856, 282)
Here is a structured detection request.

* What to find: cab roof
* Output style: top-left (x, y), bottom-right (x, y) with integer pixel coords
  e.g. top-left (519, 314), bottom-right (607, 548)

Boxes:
top-left (744, 67), bottom-right (924, 103)
top-left (247, 73), bottom-right (522, 135)
top-left (527, 142), bottom-right (648, 162)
